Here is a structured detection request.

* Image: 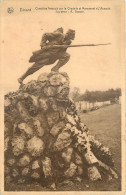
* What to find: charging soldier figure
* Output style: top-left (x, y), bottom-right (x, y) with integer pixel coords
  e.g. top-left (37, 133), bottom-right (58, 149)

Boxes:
top-left (18, 28), bottom-right (75, 84)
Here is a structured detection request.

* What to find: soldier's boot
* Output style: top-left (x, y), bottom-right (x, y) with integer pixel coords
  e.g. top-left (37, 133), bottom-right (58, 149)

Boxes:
top-left (51, 53), bottom-right (70, 72)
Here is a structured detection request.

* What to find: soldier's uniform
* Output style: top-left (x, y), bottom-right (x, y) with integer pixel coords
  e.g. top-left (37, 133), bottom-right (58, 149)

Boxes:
top-left (18, 28), bottom-right (75, 83)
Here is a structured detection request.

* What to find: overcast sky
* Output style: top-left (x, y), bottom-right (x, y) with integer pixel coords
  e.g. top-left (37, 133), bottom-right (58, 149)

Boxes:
top-left (1, 0), bottom-right (124, 94)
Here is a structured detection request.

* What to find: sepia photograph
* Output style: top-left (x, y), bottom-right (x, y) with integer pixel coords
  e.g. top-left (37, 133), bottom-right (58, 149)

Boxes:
top-left (0, 0), bottom-right (125, 194)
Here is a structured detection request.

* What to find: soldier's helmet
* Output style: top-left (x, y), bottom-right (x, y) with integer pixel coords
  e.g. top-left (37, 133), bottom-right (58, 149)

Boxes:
top-left (66, 29), bottom-right (75, 40)
top-left (54, 27), bottom-right (64, 33)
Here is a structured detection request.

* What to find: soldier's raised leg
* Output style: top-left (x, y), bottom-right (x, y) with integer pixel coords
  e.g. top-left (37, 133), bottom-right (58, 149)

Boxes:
top-left (18, 58), bottom-right (49, 84)
top-left (51, 53), bottom-right (70, 72)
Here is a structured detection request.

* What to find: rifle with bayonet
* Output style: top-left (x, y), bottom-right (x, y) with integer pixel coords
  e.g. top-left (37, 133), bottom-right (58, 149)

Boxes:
top-left (43, 43), bottom-right (111, 49)
top-left (33, 43), bottom-right (111, 54)
top-left (30, 43), bottom-right (111, 62)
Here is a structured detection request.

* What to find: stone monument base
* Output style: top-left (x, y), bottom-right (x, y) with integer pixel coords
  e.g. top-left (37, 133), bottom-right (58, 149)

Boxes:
top-left (4, 72), bottom-right (118, 189)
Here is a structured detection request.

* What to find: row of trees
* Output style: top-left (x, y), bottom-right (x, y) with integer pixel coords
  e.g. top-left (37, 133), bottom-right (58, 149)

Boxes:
top-left (71, 87), bottom-right (121, 102)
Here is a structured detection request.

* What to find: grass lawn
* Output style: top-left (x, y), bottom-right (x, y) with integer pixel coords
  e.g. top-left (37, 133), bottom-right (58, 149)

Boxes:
top-left (78, 104), bottom-right (121, 191)
top-left (79, 104), bottom-right (121, 174)
top-left (6, 104), bottom-right (121, 191)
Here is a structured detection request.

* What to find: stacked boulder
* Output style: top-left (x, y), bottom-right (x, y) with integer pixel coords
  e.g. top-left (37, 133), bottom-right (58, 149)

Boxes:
top-left (4, 71), bottom-right (118, 188)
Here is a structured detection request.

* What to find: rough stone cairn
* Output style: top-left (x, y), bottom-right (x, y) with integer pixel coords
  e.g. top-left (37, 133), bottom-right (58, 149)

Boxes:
top-left (4, 72), bottom-right (118, 189)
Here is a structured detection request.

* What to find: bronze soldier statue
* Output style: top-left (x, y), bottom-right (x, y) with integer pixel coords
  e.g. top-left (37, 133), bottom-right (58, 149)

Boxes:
top-left (18, 28), bottom-right (75, 84)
